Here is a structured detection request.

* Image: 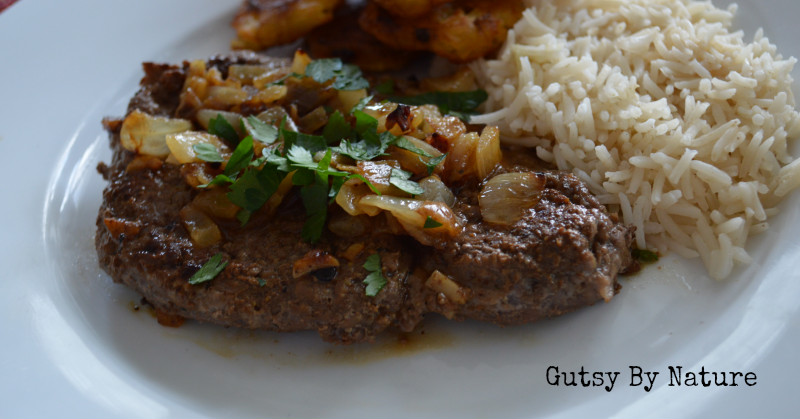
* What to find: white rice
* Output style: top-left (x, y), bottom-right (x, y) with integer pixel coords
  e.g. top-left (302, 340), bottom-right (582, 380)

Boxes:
top-left (470, 0), bottom-right (800, 280)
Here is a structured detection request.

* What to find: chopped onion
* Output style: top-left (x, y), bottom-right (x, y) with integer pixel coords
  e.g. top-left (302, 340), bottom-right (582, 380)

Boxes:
top-left (299, 106), bottom-right (329, 132)
top-left (479, 172), bottom-right (546, 225)
top-left (192, 188), bottom-right (240, 219)
top-left (443, 132), bottom-right (478, 184)
top-left (424, 115), bottom-right (466, 142)
top-left (425, 270), bottom-right (469, 304)
top-left (359, 196), bottom-right (461, 237)
top-left (252, 85), bottom-right (288, 105)
top-left (256, 107), bottom-right (297, 132)
top-left (335, 182), bottom-right (375, 216)
top-left (204, 86), bottom-right (248, 108)
top-left (291, 50), bottom-right (312, 75)
top-left (475, 126), bottom-right (502, 180)
top-left (341, 243), bottom-right (365, 261)
top-left (120, 110), bottom-right (192, 157)
top-left (292, 250), bottom-right (339, 279)
top-left (180, 163), bottom-right (217, 189)
top-left (383, 136), bottom-right (442, 175)
top-left (418, 176), bottom-right (456, 207)
top-left (362, 102), bottom-right (397, 133)
top-left (228, 64), bottom-right (271, 84)
top-left (337, 89), bottom-right (368, 113)
top-left (180, 204), bottom-right (222, 247)
top-left (196, 109), bottom-right (244, 135)
top-left (328, 213), bottom-right (373, 238)
top-left (356, 160), bottom-right (400, 195)
top-left (166, 131), bottom-right (230, 164)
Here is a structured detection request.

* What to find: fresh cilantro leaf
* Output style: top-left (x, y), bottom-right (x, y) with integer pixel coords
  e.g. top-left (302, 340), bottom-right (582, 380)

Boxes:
top-left (281, 125), bottom-right (328, 155)
top-left (362, 253), bottom-right (387, 297)
top-left (265, 148), bottom-right (291, 172)
top-left (208, 114), bottom-right (241, 146)
top-left (350, 95), bottom-right (373, 114)
top-left (300, 171), bottom-right (330, 243)
top-left (354, 110), bottom-right (379, 135)
top-left (198, 174), bottom-right (235, 189)
top-left (305, 58), bottom-right (369, 91)
top-left (390, 168), bottom-right (424, 195)
top-left (389, 90), bottom-right (488, 122)
top-left (236, 209), bottom-right (251, 226)
top-left (423, 153), bottom-right (447, 175)
top-left (423, 216), bottom-right (444, 229)
top-left (188, 254), bottom-right (228, 285)
top-left (292, 168), bottom-right (315, 186)
top-left (306, 58), bottom-right (342, 85)
top-left (322, 111), bottom-right (351, 144)
top-left (375, 79), bottom-right (394, 95)
top-left (245, 115), bottom-right (279, 144)
top-left (224, 136), bottom-right (255, 177)
top-left (287, 145), bottom-right (319, 170)
top-left (632, 248), bottom-right (659, 263)
top-left (392, 136), bottom-right (433, 158)
top-left (193, 143), bottom-right (224, 162)
top-left (227, 164), bottom-right (284, 214)
top-left (333, 136), bottom-right (391, 161)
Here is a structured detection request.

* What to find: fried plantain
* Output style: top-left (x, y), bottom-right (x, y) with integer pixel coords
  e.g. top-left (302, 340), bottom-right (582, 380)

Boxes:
top-left (358, 0), bottom-right (523, 63)
top-left (231, 0), bottom-right (344, 50)
top-left (306, 7), bottom-right (418, 72)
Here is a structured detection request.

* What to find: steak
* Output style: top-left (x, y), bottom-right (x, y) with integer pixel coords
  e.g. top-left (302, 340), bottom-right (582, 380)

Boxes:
top-left (96, 52), bottom-right (634, 344)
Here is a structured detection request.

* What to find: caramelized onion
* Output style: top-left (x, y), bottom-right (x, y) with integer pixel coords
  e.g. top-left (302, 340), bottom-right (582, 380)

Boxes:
top-left (252, 85), bottom-right (288, 105)
top-left (196, 109), bottom-right (244, 136)
top-left (292, 250), bottom-right (339, 279)
top-left (256, 107), bottom-right (298, 131)
top-left (180, 163), bottom-right (217, 189)
top-left (337, 89), bottom-right (368, 113)
top-left (298, 106), bottom-right (329, 132)
top-left (356, 160), bottom-right (401, 195)
top-left (335, 182), bottom-right (375, 216)
top-left (120, 110), bottom-right (192, 157)
top-left (204, 86), bottom-right (248, 108)
top-left (166, 131), bottom-right (230, 164)
top-left (479, 173), bottom-right (546, 225)
top-left (291, 49), bottom-right (312, 75)
top-left (475, 126), bottom-right (502, 180)
top-left (418, 176), bottom-right (456, 207)
top-left (443, 132), bottom-right (478, 184)
top-left (180, 204), bottom-right (222, 247)
top-left (227, 64), bottom-right (271, 84)
top-left (328, 213), bottom-right (373, 238)
top-left (425, 270), bottom-right (470, 304)
top-left (192, 188), bottom-right (241, 219)
top-left (341, 243), bottom-right (365, 262)
top-left (384, 136), bottom-right (442, 176)
top-left (358, 196), bottom-right (461, 241)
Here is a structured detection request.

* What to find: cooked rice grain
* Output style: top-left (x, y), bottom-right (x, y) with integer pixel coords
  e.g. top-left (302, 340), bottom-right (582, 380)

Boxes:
top-left (471, 0), bottom-right (800, 279)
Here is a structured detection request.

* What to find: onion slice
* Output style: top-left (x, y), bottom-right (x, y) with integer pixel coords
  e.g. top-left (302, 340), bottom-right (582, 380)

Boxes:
top-left (479, 172), bottom-right (546, 225)
top-left (120, 110), bottom-right (192, 157)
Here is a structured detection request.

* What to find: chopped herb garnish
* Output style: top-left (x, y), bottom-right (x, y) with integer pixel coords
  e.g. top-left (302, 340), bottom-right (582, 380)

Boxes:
top-left (188, 254), bottom-right (228, 285)
top-left (300, 171), bottom-right (330, 243)
top-left (423, 216), bottom-right (444, 229)
top-left (389, 90), bottom-right (488, 122)
top-left (350, 95), bottom-right (374, 114)
top-left (281, 119), bottom-right (328, 154)
top-left (305, 58), bottom-right (369, 91)
top-left (192, 143), bottom-right (224, 163)
top-left (227, 164), bottom-right (285, 214)
top-left (632, 248), bottom-right (659, 263)
top-left (257, 278), bottom-right (267, 287)
top-left (390, 168), bottom-right (424, 195)
top-left (375, 79), bottom-right (394, 95)
top-left (198, 173), bottom-right (236, 189)
top-left (362, 253), bottom-right (387, 297)
top-left (224, 136), bottom-right (255, 177)
top-left (267, 72), bottom-right (302, 86)
top-left (208, 114), bottom-right (241, 146)
top-left (322, 111), bottom-right (351, 144)
top-left (392, 136), bottom-right (433, 158)
top-left (245, 115), bottom-right (279, 144)
top-left (423, 153), bottom-right (447, 175)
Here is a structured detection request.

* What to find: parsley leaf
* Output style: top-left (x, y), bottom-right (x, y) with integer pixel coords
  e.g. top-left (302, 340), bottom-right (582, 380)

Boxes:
top-left (300, 171), bottom-right (330, 243)
top-left (208, 114), bottom-right (241, 146)
top-left (188, 254), bottom-right (228, 285)
top-left (224, 136), bottom-right (255, 177)
top-left (350, 95), bottom-right (374, 114)
top-left (193, 143), bottom-right (224, 163)
top-left (198, 173), bottom-right (235, 189)
top-left (322, 111), bottom-right (351, 144)
top-left (392, 136), bottom-right (433, 158)
top-left (389, 90), bottom-right (488, 122)
top-left (389, 168), bottom-right (424, 195)
top-left (267, 72), bottom-right (302, 86)
top-left (305, 58), bottom-right (369, 91)
top-left (333, 135), bottom-right (392, 161)
top-left (281, 122), bottom-right (328, 154)
top-left (286, 145), bottom-right (319, 170)
top-left (245, 115), bottom-right (279, 144)
top-left (374, 79), bottom-right (394, 95)
top-left (423, 153), bottom-right (447, 175)
top-left (354, 110), bottom-right (379, 134)
top-left (362, 253), bottom-right (387, 297)
top-left (227, 164), bottom-right (285, 215)
top-left (423, 216), bottom-right (444, 229)
top-left (632, 248), bottom-right (659, 263)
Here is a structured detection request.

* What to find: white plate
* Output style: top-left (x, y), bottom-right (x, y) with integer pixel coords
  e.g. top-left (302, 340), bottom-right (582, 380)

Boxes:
top-left (2, 0), bottom-right (799, 417)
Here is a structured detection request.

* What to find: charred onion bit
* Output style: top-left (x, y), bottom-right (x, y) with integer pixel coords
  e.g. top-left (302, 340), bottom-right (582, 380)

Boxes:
top-left (385, 104), bottom-right (413, 133)
top-left (103, 218), bottom-right (143, 241)
top-left (293, 250), bottom-right (340, 281)
top-left (479, 172), bottom-right (546, 225)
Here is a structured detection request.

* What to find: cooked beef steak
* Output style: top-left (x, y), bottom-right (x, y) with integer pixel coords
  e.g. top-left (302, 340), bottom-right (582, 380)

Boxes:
top-left (96, 53), bottom-right (634, 344)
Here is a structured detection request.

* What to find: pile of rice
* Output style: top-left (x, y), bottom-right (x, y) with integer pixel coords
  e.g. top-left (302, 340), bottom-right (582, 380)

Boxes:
top-left (470, 0), bottom-right (800, 280)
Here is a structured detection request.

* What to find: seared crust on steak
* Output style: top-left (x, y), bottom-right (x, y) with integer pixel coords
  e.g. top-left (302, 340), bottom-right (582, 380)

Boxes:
top-left (96, 53), bottom-right (634, 344)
